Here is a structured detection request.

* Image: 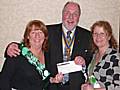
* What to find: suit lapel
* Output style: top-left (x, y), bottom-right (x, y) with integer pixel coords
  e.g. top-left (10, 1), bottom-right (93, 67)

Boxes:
top-left (55, 24), bottom-right (63, 63)
top-left (71, 27), bottom-right (80, 59)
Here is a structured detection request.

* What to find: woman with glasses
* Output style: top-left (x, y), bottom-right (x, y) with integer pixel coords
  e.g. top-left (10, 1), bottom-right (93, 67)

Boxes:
top-left (81, 21), bottom-right (120, 90)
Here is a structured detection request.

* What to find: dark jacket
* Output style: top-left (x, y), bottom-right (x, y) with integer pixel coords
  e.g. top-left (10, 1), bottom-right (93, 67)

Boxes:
top-left (0, 53), bottom-right (49, 90)
top-left (46, 23), bottom-right (92, 90)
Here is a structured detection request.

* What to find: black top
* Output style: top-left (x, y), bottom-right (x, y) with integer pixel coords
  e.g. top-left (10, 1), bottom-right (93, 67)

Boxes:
top-left (0, 54), bottom-right (48, 90)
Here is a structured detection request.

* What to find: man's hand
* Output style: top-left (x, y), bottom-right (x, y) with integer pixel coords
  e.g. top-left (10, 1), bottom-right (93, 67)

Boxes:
top-left (74, 56), bottom-right (86, 66)
top-left (7, 43), bottom-right (20, 57)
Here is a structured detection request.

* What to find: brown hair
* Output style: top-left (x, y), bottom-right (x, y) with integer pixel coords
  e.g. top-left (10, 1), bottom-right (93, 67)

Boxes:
top-left (91, 21), bottom-right (118, 52)
top-left (23, 20), bottom-right (48, 51)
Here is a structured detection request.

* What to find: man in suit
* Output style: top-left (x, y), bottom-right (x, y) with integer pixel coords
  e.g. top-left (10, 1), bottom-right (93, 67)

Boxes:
top-left (6, 1), bottom-right (92, 90)
top-left (46, 2), bottom-right (92, 90)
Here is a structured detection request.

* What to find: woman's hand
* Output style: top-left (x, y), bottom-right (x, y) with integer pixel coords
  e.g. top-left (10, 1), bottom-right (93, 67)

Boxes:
top-left (81, 83), bottom-right (94, 90)
top-left (50, 73), bottom-right (63, 83)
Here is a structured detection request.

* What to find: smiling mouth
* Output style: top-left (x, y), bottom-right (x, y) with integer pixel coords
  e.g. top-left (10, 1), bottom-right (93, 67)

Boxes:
top-left (67, 21), bottom-right (74, 24)
top-left (96, 40), bottom-right (103, 43)
top-left (34, 39), bottom-right (41, 42)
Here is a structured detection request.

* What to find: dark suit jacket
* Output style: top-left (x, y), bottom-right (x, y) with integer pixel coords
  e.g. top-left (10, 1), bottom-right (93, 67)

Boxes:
top-left (0, 53), bottom-right (49, 90)
top-left (46, 23), bottom-right (92, 90)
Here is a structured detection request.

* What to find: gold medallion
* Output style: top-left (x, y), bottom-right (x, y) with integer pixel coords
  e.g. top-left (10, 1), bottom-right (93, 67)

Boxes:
top-left (66, 48), bottom-right (71, 58)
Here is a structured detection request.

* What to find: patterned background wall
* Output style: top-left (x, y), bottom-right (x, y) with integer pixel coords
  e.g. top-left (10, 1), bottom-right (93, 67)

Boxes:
top-left (0, 0), bottom-right (120, 71)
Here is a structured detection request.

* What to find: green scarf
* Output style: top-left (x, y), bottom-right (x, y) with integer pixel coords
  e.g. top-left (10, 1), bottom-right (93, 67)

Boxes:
top-left (19, 42), bottom-right (51, 90)
top-left (88, 54), bottom-right (100, 88)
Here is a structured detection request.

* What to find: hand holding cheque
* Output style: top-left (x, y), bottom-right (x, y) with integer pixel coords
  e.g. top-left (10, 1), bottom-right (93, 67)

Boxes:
top-left (57, 61), bottom-right (82, 74)
top-left (57, 56), bottom-right (86, 74)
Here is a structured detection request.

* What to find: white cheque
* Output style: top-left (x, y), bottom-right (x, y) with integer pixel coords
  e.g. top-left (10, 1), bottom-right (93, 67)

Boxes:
top-left (57, 61), bottom-right (82, 74)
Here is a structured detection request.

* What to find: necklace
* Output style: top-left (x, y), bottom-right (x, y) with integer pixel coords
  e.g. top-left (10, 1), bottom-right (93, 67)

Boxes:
top-left (95, 51), bottom-right (105, 65)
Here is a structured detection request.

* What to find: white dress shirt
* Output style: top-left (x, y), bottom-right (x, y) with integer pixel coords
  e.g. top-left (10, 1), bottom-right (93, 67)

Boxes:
top-left (62, 25), bottom-right (76, 57)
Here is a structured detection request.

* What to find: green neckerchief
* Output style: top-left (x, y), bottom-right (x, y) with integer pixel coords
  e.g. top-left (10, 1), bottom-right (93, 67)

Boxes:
top-left (88, 54), bottom-right (96, 77)
top-left (19, 42), bottom-right (50, 80)
top-left (88, 54), bottom-right (98, 85)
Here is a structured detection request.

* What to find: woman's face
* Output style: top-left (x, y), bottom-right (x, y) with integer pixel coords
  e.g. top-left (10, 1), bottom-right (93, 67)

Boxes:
top-left (92, 26), bottom-right (110, 48)
top-left (28, 25), bottom-right (45, 48)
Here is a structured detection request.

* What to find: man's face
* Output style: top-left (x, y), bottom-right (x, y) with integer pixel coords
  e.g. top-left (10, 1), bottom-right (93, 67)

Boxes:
top-left (62, 3), bottom-right (80, 31)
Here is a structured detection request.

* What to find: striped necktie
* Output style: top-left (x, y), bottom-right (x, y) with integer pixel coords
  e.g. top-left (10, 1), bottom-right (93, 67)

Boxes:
top-left (62, 31), bottom-right (72, 84)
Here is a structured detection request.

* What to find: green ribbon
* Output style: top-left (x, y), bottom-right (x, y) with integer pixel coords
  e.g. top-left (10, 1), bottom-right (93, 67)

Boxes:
top-left (89, 75), bottom-right (97, 84)
top-left (19, 42), bottom-right (50, 80)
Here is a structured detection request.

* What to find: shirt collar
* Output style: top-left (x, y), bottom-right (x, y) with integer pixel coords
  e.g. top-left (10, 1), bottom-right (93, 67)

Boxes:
top-left (62, 24), bottom-right (76, 36)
